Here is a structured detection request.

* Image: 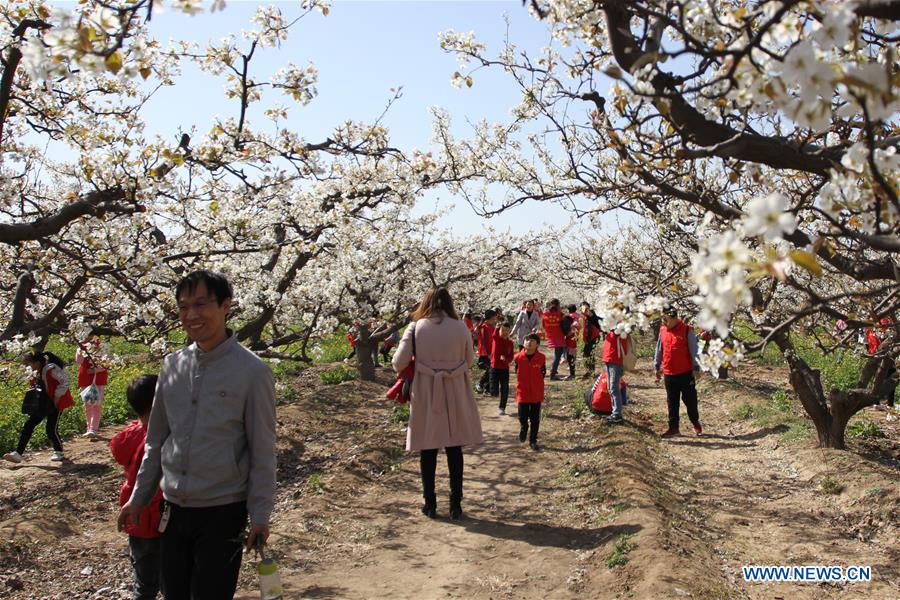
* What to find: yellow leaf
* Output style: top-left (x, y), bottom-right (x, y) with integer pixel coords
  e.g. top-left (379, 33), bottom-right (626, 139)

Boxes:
top-left (790, 250), bottom-right (823, 277)
top-left (139, 67), bottom-right (152, 80)
top-left (105, 52), bottom-right (123, 75)
top-left (465, 76), bottom-right (473, 88)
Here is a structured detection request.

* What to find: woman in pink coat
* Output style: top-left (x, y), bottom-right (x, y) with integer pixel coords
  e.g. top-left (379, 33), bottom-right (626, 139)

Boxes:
top-left (393, 287), bottom-right (484, 520)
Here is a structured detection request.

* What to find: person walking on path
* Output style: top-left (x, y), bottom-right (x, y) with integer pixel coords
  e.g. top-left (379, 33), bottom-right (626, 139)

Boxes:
top-left (3, 350), bottom-right (74, 463)
top-left (580, 302), bottom-right (602, 379)
top-left (76, 336), bottom-right (109, 437)
top-left (475, 309), bottom-right (498, 394)
top-left (513, 333), bottom-right (546, 451)
top-left (654, 307), bottom-right (703, 437)
top-left (601, 327), bottom-right (627, 425)
top-left (542, 299), bottom-right (567, 380)
top-left (111, 374), bottom-right (164, 600)
top-left (118, 270), bottom-right (277, 599)
top-left (511, 299), bottom-right (542, 351)
top-left (490, 322), bottom-right (515, 416)
top-left (393, 287), bottom-right (484, 521)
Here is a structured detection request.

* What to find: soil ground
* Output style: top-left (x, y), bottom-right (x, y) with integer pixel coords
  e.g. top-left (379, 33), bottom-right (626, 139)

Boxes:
top-left (0, 358), bottom-right (898, 599)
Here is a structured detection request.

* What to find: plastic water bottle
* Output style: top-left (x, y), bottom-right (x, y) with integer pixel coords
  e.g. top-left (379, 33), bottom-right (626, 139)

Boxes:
top-left (257, 542), bottom-right (283, 600)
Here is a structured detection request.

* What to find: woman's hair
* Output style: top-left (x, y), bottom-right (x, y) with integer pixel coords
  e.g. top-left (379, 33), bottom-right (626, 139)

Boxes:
top-left (23, 350), bottom-right (65, 368)
top-left (412, 287), bottom-right (459, 320)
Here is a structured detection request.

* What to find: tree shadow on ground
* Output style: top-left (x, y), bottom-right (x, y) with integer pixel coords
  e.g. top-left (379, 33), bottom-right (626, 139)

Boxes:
top-left (450, 516), bottom-right (642, 550)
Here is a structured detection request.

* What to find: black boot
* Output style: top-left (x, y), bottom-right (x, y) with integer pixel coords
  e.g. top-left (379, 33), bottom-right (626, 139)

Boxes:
top-left (449, 496), bottom-right (462, 521)
top-left (421, 493), bottom-right (437, 519)
top-left (447, 447), bottom-right (464, 520)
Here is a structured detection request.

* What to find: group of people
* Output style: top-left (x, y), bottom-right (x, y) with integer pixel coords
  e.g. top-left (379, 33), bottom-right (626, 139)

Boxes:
top-left (3, 337), bottom-right (110, 464)
top-left (390, 289), bottom-right (709, 525)
top-left (5, 270), bottom-right (277, 600)
top-left (0, 275), bottom-right (710, 600)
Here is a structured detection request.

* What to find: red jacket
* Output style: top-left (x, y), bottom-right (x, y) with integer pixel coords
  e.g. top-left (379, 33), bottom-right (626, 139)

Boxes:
top-left (514, 350), bottom-right (546, 404)
top-left (490, 331), bottom-right (515, 370)
top-left (542, 309), bottom-right (566, 348)
top-left (602, 331), bottom-right (624, 365)
top-left (659, 320), bottom-right (694, 375)
top-left (477, 322), bottom-right (496, 357)
top-left (110, 421), bottom-right (163, 538)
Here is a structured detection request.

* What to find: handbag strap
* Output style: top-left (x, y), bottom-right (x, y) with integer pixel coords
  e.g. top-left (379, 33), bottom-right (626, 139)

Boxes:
top-left (411, 321), bottom-right (417, 359)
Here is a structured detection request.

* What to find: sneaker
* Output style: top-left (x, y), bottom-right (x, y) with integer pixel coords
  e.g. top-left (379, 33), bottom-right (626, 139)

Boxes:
top-left (692, 422), bottom-right (703, 436)
top-left (519, 429), bottom-right (527, 443)
top-left (3, 451), bottom-right (23, 464)
top-left (660, 428), bottom-right (680, 438)
top-left (604, 415), bottom-right (624, 425)
top-left (498, 409), bottom-right (506, 416)
top-left (529, 442), bottom-right (539, 451)
top-left (50, 451), bottom-right (64, 462)
top-left (564, 374), bottom-right (575, 381)
top-left (549, 374), bottom-right (561, 381)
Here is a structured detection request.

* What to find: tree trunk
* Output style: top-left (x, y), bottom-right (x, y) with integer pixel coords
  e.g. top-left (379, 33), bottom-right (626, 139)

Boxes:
top-left (355, 340), bottom-right (377, 381)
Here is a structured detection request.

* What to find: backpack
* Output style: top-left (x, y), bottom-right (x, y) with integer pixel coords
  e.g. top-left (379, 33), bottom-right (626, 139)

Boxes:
top-left (561, 315), bottom-right (574, 336)
top-left (617, 336), bottom-right (638, 371)
top-left (586, 372), bottom-right (628, 414)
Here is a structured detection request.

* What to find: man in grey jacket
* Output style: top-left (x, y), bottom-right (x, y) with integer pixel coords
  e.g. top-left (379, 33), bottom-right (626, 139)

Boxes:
top-left (118, 270), bottom-right (277, 599)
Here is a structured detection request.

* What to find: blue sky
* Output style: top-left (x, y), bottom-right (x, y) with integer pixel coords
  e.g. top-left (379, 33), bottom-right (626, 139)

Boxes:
top-left (141, 0), bottom-right (571, 235)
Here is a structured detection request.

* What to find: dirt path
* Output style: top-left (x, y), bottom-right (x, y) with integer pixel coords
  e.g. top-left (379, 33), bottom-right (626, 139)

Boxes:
top-left (1, 360), bottom-right (897, 599)
top-left (622, 364), bottom-right (900, 600)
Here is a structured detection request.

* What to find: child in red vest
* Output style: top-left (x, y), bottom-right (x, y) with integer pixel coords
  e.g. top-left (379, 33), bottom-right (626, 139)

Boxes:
top-left (514, 334), bottom-right (546, 450)
top-left (111, 374), bottom-right (164, 600)
top-left (654, 307), bottom-right (702, 437)
top-left (476, 309), bottom-right (498, 394)
top-left (542, 299), bottom-right (567, 380)
top-left (4, 350), bottom-right (73, 463)
top-left (490, 323), bottom-right (515, 415)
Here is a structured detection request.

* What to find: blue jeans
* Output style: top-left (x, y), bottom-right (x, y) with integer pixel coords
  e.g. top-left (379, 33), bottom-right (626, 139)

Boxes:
top-left (606, 363), bottom-right (624, 418)
top-left (129, 535), bottom-right (161, 600)
top-left (550, 346), bottom-right (566, 376)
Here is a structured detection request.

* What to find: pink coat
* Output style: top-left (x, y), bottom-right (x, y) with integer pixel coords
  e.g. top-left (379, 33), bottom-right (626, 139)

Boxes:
top-left (392, 315), bottom-right (484, 451)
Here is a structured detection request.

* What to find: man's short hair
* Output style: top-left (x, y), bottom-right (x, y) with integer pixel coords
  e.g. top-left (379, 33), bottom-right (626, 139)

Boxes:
top-left (663, 306), bottom-right (678, 318)
top-left (175, 270), bottom-right (233, 305)
top-left (127, 374), bottom-right (158, 417)
top-left (525, 333), bottom-right (541, 343)
top-left (484, 309), bottom-right (497, 320)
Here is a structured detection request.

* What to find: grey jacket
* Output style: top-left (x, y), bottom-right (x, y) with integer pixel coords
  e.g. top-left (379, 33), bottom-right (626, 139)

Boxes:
top-left (130, 334), bottom-right (277, 525)
top-left (511, 310), bottom-right (542, 347)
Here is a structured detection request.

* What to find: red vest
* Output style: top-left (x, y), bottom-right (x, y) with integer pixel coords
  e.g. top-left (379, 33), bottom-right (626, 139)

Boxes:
top-left (477, 322), bottom-right (496, 357)
top-left (514, 350), bottom-right (545, 403)
top-left (542, 310), bottom-right (565, 348)
top-left (110, 421), bottom-right (163, 538)
top-left (660, 320), bottom-right (694, 375)
top-left (601, 331), bottom-right (624, 365)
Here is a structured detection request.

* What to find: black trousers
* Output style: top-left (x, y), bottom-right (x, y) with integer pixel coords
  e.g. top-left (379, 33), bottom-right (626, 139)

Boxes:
top-left (160, 501), bottom-right (247, 600)
top-left (477, 356), bottom-right (491, 391)
top-left (420, 447), bottom-right (463, 503)
top-left (17, 405), bottom-right (62, 454)
top-left (490, 368), bottom-right (510, 410)
top-left (518, 402), bottom-right (542, 443)
top-left (583, 338), bottom-right (598, 374)
top-left (664, 371), bottom-right (700, 430)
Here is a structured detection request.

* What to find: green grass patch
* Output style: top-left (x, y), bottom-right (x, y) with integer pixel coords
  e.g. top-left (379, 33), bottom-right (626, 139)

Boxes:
top-left (390, 403), bottom-right (410, 424)
top-left (307, 473), bottom-right (325, 493)
top-left (847, 419), bottom-right (885, 439)
top-left (310, 328), bottom-right (352, 364)
top-left (729, 390), bottom-right (812, 443)
top-left (1, 337), bottom-right (160, 455)
top-left (319, 364), bottom-right (357, 384)
top-left (606, 533), bottom-right (635, 568)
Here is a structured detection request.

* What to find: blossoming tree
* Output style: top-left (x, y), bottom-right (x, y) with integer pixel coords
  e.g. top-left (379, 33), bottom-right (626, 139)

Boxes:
top-left (436, 0), bottom-right (899, 448)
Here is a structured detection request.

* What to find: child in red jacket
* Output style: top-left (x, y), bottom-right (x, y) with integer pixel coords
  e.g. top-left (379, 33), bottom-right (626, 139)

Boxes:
top-left (490, 323), bottom-right (515, 416)
top-left (111, 374), bottom-right (163, 600)
top-left (514, 334), bottom-right (546, 450)
top-left (475, 309), bottom-right (498, 394)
